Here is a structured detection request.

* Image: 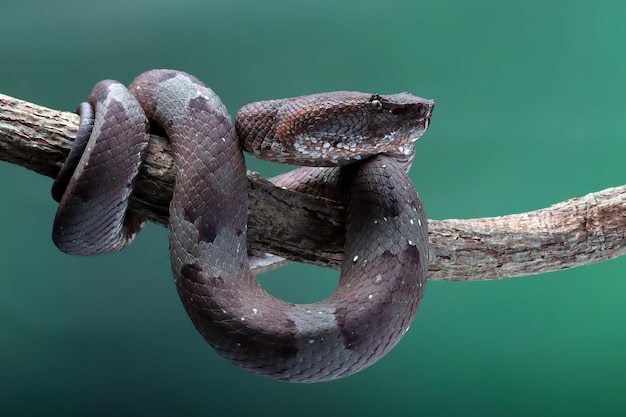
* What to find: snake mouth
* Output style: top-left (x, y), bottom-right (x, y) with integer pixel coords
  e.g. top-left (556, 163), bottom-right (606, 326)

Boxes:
top-left (410, 100), bottom-right (434, 142)
top-left (409, 116), bottom-right (432, 143)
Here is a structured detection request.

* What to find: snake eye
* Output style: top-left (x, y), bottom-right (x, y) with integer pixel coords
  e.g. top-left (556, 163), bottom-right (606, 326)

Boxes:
top-left (370, 95), bottom-right (383, 111)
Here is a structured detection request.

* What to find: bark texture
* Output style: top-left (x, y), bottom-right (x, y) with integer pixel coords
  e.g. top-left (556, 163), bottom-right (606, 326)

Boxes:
top-left (1, 92), bottom-right (625, 279)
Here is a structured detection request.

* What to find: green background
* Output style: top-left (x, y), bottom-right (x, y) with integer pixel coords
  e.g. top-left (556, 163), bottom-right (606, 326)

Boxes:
top-left (1, 0), bottom-right (625, 416)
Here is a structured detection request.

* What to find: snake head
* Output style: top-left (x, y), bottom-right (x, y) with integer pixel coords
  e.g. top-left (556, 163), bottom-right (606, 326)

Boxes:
top-left (237, 91), bottom-right (434, 166)
top-left (367, 92), bottom-right (434, 142)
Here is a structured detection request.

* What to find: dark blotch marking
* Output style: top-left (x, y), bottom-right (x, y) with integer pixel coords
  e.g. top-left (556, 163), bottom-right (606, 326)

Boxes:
top-left (151, 70), bottom-right (181, 84)
top-left (188, 96), bottom-right (230, 128)
top-left (181, 262), bottom-right (203, 283)
top-left (278, 343), bottom-right (299, 359)
top-left (72, 178), bottom-right (96, 203)
top-left (384, 203), bottom-right (400, 218)
top-left (188, 96), bottom-right (209, 112)
top-left (233, 314), bottom-right (299, 361)
top-left (198, 222), bottom-right (218, 243)
top-left (181, 264), bottom-right (223, 287)
top-left (405, 244), bottom-right (421, 262)
top-left (180, 263), bottom-right (224, 287)
top-left (335, 304), bottom-right (378, 350)
top-left (339, 321), bottom-right (360, 349)
top-left (183, 207), bottom-right (217, 243)
top-left (183, 205), bottom-right (199, 223)
top-left (102, 99), bottom-right (127, 128)
top-left (276, 317), bottom-right (299, 359)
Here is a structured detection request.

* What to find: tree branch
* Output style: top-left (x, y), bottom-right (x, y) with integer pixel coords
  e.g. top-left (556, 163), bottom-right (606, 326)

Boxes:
top-left (1, 92), bottom-right (625, 280)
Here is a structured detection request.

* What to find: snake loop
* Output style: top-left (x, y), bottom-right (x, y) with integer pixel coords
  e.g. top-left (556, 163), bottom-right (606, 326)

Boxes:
top-left (52, 69), bottom-right (434, 382)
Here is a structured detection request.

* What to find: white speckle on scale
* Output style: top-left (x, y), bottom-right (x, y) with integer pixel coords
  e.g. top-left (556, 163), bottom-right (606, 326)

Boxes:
top-left (375, 274), bottom-right (382, 283)
top-left (252, 308), bottom-right (258, 314)
top-left (418, 219), bottom-right (422, 226)
top-left (352, 255), bottom-right (359, 262)
top-left (368, 294), bottom-right (373, 299)
top-left (410, 219), bottom-right (414, 225)
top-left (309, 339), bottom-right (315, 344)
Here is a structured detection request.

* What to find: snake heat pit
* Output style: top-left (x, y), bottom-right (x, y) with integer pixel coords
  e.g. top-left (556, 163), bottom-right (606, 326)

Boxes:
top-left (50, 70), bottom-right (434, 382)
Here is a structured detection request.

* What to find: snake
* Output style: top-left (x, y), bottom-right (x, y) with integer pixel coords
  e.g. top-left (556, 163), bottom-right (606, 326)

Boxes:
top-left (50, 69), bottom-right (434, 383)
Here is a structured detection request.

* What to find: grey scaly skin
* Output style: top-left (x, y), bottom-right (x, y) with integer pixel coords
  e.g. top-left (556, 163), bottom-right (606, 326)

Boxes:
top-left (52, 69), bottom-right (434, 382)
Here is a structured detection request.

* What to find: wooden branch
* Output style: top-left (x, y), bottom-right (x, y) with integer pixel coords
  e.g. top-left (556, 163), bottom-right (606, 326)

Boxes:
top-left (1, 92), bottom-right (625, 280)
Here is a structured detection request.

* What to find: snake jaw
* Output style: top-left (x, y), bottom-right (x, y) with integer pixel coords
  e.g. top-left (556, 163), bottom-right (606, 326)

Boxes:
top-left (421, 117), bottom-right (430, 139)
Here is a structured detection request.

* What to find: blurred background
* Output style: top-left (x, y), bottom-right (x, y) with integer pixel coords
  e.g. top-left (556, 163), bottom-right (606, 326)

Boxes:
top-left (1, 0), bottom-right (625, 416)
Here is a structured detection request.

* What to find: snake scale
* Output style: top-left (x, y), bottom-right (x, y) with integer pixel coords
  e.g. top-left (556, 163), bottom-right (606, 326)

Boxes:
top-left (50, 70), bottom-right (434, 382)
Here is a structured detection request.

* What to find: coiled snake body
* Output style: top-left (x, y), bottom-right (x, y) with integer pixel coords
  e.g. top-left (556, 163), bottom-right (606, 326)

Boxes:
top-left (51, 70), bottom-right (434, 382)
